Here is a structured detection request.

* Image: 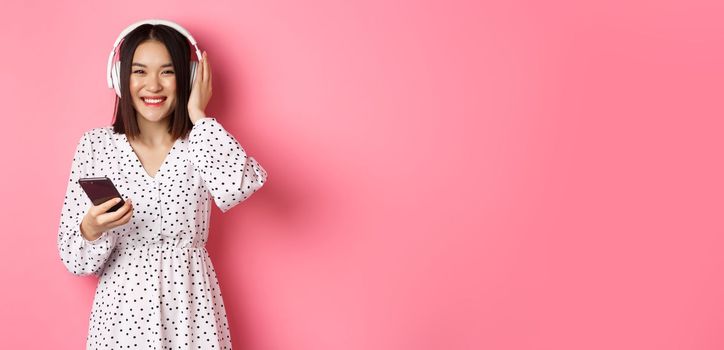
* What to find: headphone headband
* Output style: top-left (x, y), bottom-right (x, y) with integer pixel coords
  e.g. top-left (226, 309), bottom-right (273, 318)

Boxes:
top-left (106, 19), bottom-right (203, 94)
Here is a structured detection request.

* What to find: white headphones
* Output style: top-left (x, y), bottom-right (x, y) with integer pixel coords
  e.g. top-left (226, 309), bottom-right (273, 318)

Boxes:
top-left (107, 19), bottom-right (203, 98)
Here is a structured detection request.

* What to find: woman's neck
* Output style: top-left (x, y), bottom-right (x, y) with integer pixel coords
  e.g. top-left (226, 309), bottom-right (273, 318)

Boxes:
top-left (134, 116), bottom-right (174, 147)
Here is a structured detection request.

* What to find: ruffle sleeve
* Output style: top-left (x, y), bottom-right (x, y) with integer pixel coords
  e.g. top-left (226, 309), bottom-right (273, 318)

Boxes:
top-left (187, 117), bottom-right (268, 213)
top-left (57, 131), bottom-right (119, 276)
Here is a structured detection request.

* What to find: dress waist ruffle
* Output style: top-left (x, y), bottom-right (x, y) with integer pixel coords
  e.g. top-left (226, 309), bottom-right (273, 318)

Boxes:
top-left (105, 234), bottom-right (207, 272)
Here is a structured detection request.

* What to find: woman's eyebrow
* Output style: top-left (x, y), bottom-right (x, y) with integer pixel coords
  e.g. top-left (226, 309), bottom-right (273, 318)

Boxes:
top-left (131, 63), bottom-right (174, 68)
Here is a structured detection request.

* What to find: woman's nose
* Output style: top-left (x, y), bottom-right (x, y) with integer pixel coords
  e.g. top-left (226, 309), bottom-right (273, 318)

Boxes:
top-left (145, 76), bottom-right (162, 91)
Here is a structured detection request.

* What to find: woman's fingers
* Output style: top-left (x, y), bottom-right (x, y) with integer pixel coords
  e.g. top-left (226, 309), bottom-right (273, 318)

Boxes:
top-left (91, 197), bottom-right (122, 216)
top-left (204, 51), bottom-right (211, 81)
top-left (197, 51), bottom-right (203, 83)
top-left (188, 51), bottom-right (211, 116)
top-left (117, 204), bottom-right (134, 224)
top-left (194, 57), bottom-right (202, 88)
top-left (207, 55), bottom-right (212, 87)
top-left (98, 198), bottom-right (132, 224)
top-left (201, 51), bottom-right (205, 81)
top-left (204, 52), bottom-right (212, 96)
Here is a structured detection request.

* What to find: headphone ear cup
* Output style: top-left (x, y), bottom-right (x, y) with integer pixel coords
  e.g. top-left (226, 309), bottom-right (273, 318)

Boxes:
top-left (112, 61), bottom-right (122, 98)
top-left (189, 61), bottom-right (198, 86)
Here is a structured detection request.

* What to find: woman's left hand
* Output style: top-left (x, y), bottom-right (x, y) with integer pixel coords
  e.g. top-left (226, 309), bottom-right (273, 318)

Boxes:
top-left (188, 51), bottom-right (212, 124)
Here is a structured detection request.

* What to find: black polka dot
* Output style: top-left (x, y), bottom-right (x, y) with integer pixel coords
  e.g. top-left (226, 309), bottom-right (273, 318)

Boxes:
top-left (57, 117), bottom-right (267, 348)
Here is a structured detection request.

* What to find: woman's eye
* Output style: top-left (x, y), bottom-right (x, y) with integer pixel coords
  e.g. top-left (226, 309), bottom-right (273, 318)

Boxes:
top-left (132, 70), bottom-right (173, 74)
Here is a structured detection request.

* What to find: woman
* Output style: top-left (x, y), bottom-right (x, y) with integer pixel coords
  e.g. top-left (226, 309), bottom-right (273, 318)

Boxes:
top-left (57, 20), bottom-right (267, 349)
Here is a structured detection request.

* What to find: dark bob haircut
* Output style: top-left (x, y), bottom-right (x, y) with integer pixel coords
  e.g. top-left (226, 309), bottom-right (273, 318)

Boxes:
top-left (111, 24), bottom-right (194, 141)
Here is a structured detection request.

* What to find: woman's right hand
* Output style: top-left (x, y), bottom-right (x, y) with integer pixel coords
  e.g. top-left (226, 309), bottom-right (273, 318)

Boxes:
top-left (80, 197), bottom-right (133, 241)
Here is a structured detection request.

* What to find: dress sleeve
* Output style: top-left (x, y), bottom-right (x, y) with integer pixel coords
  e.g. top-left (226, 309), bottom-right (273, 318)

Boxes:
top-left (57, 132), bottom-right (119, 277)
top-left (187, 117), bottom-right (268, 213)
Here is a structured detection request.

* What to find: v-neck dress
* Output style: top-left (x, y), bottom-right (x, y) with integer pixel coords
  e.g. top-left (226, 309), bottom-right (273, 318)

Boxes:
top-left (57, 117), bottom-right (268, 349)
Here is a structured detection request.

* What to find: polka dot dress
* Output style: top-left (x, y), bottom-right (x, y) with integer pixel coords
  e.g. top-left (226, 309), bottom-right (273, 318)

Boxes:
top-left (57, 117), bottom-right (267, 349)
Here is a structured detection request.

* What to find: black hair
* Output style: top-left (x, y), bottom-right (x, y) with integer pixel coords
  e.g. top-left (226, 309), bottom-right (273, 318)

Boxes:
top-left (111, 24), bottom-right (194, 141)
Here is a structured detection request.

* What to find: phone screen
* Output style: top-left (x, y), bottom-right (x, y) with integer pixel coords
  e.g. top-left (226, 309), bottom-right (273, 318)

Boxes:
top-left (78, 177), bottom-right (125, 212)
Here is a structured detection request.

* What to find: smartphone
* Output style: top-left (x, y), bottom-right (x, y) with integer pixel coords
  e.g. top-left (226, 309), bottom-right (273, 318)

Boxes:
top-left (78, 176), bottom-right (125, 212)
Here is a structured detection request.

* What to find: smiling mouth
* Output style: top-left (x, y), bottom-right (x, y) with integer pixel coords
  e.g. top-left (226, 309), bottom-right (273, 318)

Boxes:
top-left (141, 97), bottom-right (167, 106)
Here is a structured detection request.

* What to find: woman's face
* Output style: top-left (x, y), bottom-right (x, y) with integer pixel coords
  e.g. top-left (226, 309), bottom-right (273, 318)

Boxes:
top-left (129, 40), bottom-right (177, 123)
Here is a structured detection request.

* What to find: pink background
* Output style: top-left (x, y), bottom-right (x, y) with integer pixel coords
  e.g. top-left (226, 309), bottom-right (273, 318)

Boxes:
top-left (1, 0), bottom-right (723, 349)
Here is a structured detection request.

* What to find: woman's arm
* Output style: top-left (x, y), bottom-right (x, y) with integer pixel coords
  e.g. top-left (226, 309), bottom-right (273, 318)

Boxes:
top-left (187, 118), bottom-right (268, 213)
top-left (57, 132), bottom-right (119, 276)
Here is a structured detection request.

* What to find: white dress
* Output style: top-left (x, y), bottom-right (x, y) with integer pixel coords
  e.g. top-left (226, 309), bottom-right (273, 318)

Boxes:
top-left (57, 117), bottom-right (267, 349)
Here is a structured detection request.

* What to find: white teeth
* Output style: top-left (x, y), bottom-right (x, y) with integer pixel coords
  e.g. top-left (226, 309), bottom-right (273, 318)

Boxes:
top-left (142, 97), bottom-right (165, 103)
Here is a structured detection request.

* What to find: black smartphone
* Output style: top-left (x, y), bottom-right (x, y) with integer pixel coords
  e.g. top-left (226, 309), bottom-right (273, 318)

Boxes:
top-left (78, 176), bottom-right (125, 212)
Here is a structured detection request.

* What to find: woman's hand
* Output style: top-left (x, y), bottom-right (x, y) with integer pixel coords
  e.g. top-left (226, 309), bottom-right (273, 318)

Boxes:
top-left (80, 197), bottom-right (134, 241)
top-left (188, 51), bottom-right (212, 124)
